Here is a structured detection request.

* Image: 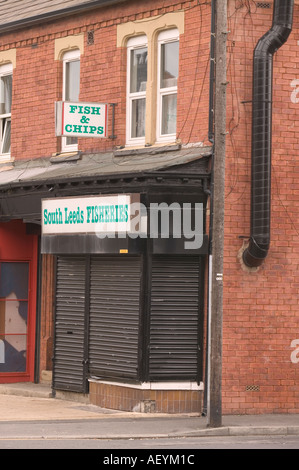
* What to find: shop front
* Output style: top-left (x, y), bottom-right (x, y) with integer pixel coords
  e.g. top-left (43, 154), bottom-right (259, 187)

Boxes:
top-left (0, 147), bottom-right (211, 411)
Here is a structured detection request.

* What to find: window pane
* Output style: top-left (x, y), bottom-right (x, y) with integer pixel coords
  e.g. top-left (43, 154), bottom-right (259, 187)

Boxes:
top-left (2, 119), bottom-right (11, 154)
top-left (0, 301), bottom-right (28, 372)
top-left (0, 74), bottom-right (12, 115)
top-left (160, 41), bottom-right (179, 89)
top-left (161, 94), bottom-right (177, 135)
top-left (0, 335), bottom-right (27, 372)
top-left (130, 48), bottom-right (147, 93)
top-left (0, 262), bottom-right (29, 299)
top-left (66, 136), bottom-right (78, 146)
top-left (65, 59), bottom-right (80, 146)
top-left (0, 301), bottom-right (28, 334)
top-left (65, 60), bottom-right (80, 102)
top-left (131, 98), bottom-right (146, 138)
top-left (0, 262), bottom-right (29, 373)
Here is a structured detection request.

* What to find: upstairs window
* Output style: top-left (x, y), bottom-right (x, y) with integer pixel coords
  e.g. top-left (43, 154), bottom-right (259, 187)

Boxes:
top-left (156, 29), bottom-right (179, 142)
top-left (126, 36), bottom-right (148, 146)
top-left (125, 29), bottom-right (179, 147)
top-left (62, 49), bottom-right (80, 152)
top-left (0, 63), bottom-right (12, 157)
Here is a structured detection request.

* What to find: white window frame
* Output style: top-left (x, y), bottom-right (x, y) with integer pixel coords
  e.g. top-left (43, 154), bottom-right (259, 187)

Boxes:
top-left (156, 29), bottom-right (179, 143)
top-left (0, 63), bottom-right (13, 159)
top-left (126, 35), bottom-right (148, 146)
top-left (62, 49), bottom-right (80, 153)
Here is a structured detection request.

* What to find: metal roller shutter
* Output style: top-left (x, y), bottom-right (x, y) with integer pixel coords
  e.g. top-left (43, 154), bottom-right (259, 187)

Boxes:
top-left (149, 255), bottom-right (200, 380)
top-left (89, 256), bottom-right (141, 380)
top-left (53, 256), bottom-right (87, 393)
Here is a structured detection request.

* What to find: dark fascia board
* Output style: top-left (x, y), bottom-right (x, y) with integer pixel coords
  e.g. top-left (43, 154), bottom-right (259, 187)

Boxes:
top-left (0, 0), bottom-right (127, 34)
top-left (0, 169), bottom-right (210, 194)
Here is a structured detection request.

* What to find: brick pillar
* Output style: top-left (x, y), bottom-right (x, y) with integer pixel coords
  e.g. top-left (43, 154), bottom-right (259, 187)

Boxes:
top-left (39, 254), bottom-right (55, 380)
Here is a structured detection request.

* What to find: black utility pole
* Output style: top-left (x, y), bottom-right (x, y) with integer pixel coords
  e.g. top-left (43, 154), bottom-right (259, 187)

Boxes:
top-left (207, 0), bottom-right (227, 428)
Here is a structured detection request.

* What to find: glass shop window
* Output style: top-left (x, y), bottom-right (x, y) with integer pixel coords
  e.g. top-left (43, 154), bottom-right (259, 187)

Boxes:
top-left (0, 262), bottom-right (29, 373)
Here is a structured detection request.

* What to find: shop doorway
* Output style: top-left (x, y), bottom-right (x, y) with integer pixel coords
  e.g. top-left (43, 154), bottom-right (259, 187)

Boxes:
top-left (0, 220), bottom-right (39, 383)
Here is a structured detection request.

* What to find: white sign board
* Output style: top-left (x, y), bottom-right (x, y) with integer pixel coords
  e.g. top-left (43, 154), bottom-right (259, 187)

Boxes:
top-left (55, 101), bottom-right (108, 138)
top-left (42, 194), bottom-right (133, 235)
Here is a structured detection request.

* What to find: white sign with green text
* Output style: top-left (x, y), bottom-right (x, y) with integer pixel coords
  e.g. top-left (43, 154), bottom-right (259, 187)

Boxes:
top-left (42, 194), bottom-right (131, 235)
top-left (55, 101), bottom-right (108, 138)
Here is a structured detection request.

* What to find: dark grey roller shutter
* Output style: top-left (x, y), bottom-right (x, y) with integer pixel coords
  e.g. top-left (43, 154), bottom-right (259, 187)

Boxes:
top-left (89, 256), bottom-right (141, 380)
top-left (149, 255), bottom-right (200, 380)
top-left (53, 256), bottom-right (87, 393)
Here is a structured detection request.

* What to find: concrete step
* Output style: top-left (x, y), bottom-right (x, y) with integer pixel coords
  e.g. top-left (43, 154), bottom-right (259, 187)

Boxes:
top-left (0, 382), bottom-right (52, 398)
top-left (0, 382), bottom-right (90, 403)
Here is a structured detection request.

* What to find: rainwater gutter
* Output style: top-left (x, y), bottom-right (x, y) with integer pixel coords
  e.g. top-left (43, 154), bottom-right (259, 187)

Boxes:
top-left (242, 0), bottom-right (294, 268)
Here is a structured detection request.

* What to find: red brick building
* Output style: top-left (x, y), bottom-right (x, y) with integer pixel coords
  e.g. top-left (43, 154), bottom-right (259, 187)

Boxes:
top-left (223, 0), bottom-right (299, 415)
top-left (0, 0), bottom-right (298, 416)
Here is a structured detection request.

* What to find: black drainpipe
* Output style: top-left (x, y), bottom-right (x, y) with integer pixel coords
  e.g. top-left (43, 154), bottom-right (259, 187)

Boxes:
top-left (242, 0), bottom-right (294, 268)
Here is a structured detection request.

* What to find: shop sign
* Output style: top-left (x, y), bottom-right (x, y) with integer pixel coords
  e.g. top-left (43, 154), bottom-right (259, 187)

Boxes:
top-left (42, 195), bottom-right (204, 249)
top-left (55, 101), bottom-right (108, 138)
top-left (42, 194), bottom-right (137, 235)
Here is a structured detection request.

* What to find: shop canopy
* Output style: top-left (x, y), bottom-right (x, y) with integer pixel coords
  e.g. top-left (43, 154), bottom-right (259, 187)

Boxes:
top-left (0, 146), bottom-right (211, 225)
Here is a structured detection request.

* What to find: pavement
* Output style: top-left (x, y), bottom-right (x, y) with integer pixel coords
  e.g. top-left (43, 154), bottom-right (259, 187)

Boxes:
top-left (0, 382), bottom-right (298, 440)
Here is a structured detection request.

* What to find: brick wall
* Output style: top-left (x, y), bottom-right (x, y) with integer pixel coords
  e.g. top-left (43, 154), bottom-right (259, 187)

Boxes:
top-left (39, 255), bottom-right (55, 376)
top-left (222, 1), bottom-right (299, 414)
top-left (89, 381), bottom-right (202, 413)
top-left (1, 0), bottom-right (210, 160)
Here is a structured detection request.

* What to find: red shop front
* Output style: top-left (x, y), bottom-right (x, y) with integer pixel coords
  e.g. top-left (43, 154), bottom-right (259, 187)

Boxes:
top-left (0, 220), bottom-right (38, 383)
